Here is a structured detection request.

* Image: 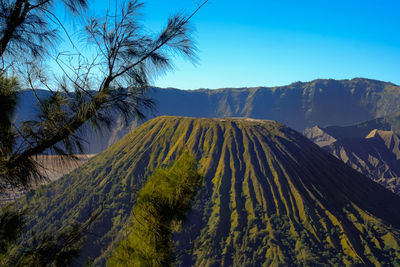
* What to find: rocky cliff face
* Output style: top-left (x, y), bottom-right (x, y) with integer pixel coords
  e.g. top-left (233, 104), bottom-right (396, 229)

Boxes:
top-left (15, 78), bottom-right (400, 153)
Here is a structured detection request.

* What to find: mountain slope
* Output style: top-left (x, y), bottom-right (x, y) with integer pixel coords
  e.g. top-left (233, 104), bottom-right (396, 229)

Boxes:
top-left (302, 126), bottom-right (337, 147)
top-left (305, 124), bottom-right (400, 194)
top-left (327, 130), bottom-right (400, 180)
top-left (19, 116), bottom-right (400, 266)
top-left (323, 112), bottom-right (400, 139)
top-left (16, 78), bottom-right (400, 153)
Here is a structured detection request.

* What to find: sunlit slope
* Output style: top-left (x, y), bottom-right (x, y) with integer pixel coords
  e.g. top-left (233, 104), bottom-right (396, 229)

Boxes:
top-left (21, 116), bottom-right (400, 266)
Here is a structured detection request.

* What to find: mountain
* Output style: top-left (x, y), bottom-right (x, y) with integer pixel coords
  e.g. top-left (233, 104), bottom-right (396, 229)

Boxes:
top-left (328, 129), bottom-right (400, 179)
top-left (19, 116), bottom-right (400, 266)
top-left (323, 112), bottom-right (400, 139)
top-left (377, 177), bottom-right (400, 196)
top-left (330, 129), bottom-right (400, 177)
top-left (148, 78), bottom-right (400, 131)
top-left (15, 78), bottom-right (400, 153)
top-left (304, 124), bottom-right (400, 195)
top-left (302, 126), bottom-right (337, 147)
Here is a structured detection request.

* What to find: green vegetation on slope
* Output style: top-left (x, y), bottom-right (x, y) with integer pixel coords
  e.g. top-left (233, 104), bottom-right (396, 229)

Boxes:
top-left (17, 116), bottom-right (400, 266)
top-left (0, 204), bottom-right (23, 265)
top-left (107, 152), bottom-right (202, 266)
top-left (0, 202), bottom-right (106, 267)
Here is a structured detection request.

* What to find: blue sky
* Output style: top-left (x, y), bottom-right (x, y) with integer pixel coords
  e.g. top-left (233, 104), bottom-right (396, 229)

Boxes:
top-left (57, 0), bottom-right (400, 89)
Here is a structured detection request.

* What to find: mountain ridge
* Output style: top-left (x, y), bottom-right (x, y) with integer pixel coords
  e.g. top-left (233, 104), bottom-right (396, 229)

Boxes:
top-left (158, 77), bottom-right (397, 92)
top-left (15, 78), bottom-right (400, 153)
top-left (324, 112), bottom-right (400, 139)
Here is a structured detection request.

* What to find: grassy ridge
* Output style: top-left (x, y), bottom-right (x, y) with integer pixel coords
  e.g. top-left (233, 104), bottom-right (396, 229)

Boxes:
top-left (107, 152), bottom-right (202, 266)
top-left (19, 116), bottom-right (400, 266)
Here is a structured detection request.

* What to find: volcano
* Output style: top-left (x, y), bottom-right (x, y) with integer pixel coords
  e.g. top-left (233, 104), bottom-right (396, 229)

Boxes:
top-left (20, 116), bottom-right (400, 266)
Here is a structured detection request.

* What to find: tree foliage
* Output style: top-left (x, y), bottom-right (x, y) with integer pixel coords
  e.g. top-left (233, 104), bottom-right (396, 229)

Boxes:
top-left (107, 152), bottom-right (203, 267)
top-left (0, 204), bottom-right (24, 257)
top-left (0, 0), bottom-right (207, 189)
top-left (0, 1), bottom-right (206, 265)
top-left (0, 200), bottom-right (104, 266)
top-left (0, 0), bottom-right (87, 64)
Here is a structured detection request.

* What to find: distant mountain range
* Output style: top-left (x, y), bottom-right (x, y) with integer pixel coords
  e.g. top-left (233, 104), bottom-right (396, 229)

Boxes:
top-left (304, 116), bottom-right (400, 195)
top-left (323, 112), bottom-right (400, 139)
top-left (16, 78), bottom-right (400, 153)
top-left (19, 117), bottom-right (400, 266)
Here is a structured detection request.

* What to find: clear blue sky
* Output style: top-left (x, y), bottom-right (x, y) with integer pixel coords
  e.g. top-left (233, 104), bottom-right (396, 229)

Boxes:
top-left (57, 0), bottom-right (400, 89)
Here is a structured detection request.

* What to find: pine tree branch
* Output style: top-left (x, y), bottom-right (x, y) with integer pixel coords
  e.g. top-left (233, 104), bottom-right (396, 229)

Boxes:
top-left (111, 0), bottom-right (208, 81)
top-left (0, 0), bottom-right (30, 56)
top-left (9, 1), bottom-right (208, 166)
